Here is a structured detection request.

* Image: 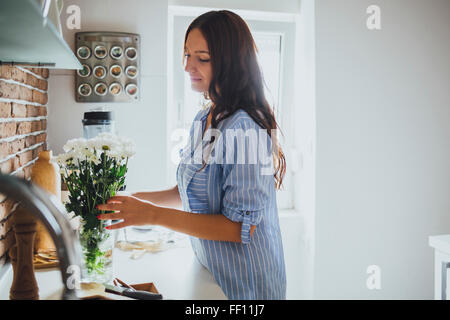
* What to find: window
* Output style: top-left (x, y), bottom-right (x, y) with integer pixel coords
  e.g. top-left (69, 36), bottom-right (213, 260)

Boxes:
top-left (168, 6), bottom-right (296, 210)
top-left (253, 32), bottom-right (282, 120)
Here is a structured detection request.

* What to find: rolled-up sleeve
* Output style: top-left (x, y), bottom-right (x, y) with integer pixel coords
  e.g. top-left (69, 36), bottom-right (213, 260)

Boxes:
top-left (222, 164), bottom-right (271, 244)
top-left (220, 118), bottom-right (273, 244)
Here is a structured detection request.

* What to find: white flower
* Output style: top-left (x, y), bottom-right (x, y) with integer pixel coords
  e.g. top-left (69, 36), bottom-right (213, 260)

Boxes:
top-left (67, 211), bottom-right (83, 232)
top-left (86, 139), bottom-right (102, 153)
top-left (56, 133), bottom-right (135, 169)
top-left (54, 150), bottom-right (77, 167)
top-left (63, 138), bottom-right (87, 153)
top-left (92, 133), bottom-right (121, 158)
top-left (77, 144), bottom-right (101, 165)
top-left (53, 153), bottom-right (64, 166)
top-left (122, 146), bottom-right (135, 159)
top-left (94, 133), bottom-right (136, 160)
top-left (118, 136), bottom-right (136, 159)
top-left (105, 147), bottom-right (123, 161)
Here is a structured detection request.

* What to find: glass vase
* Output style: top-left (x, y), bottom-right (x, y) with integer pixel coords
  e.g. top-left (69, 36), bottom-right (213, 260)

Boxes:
top-left (79, 219), bottom-right (114, 284)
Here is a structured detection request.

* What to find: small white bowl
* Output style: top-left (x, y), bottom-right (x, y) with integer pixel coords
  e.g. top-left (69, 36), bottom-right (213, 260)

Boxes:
top-left (109, 82), bottom-right (122, 96)
top-left (77, 64), bottom-right (91, 77)
top-left (93, 65), bottom-right (107, 79)
top-left (94, 45), bottom-right (108, 59)
top-left (110, 46), bottom-right (123, 59)
top-left (77, 46), bottom-right (91, 59)
top-left (125, 83), bottom-right (138, 97)
top-left (78, 83), bottom-right (92, 96)
top-left (110, 64), bottom-right (123, 78)
top-left (94, 83), bottom-right (108, 96)
top-left (125, 65), bottom-right (138, 79)
top-left (125, 47), bottom-right (137, 60)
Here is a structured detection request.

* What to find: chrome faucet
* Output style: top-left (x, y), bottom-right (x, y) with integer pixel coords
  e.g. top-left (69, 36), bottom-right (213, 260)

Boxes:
top-left (0, 174), bottom-right (82, 300)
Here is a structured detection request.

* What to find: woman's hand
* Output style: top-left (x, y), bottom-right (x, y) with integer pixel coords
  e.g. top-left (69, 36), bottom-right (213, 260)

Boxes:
top-left (96, 195), bottom-right (157, 230)
top-left (131, 185), bottom-right (182, 208)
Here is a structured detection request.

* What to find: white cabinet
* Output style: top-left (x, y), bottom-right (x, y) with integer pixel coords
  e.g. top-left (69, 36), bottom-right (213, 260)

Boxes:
top-left (429, 235), bottom-right (450, 300)
top-left (0, 0), bottom-right (82, 69)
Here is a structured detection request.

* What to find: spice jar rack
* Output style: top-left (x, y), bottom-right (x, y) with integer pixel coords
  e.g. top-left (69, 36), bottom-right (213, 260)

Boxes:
top-left (75, 32), bottom-right (140, 103)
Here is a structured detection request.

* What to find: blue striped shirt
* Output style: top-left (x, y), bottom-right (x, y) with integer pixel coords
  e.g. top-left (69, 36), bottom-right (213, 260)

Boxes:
top-left (176, 106), bottom-right (286, 300)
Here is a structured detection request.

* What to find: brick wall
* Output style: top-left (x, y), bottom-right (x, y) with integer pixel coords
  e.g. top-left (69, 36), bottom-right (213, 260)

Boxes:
top-left (0, 66), bottom-right (49, 267)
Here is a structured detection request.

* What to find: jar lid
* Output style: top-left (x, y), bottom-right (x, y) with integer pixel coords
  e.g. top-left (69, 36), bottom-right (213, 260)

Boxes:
top-left (82, 111), bottom-right (114, 123)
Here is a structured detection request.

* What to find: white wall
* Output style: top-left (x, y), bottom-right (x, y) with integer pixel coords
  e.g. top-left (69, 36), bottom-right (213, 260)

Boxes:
top-left (47, 0), bottom-right (169, 191)
top-left (293, 0), bottom-right (316, 299)
top-left (168, 0), bottom-right (300, 13)
top-left (313, 0), bottom-right (450, 299)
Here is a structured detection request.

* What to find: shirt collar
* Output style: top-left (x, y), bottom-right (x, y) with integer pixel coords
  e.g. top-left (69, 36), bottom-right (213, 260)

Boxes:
top-left (200, 106), bottom-right (211, 122)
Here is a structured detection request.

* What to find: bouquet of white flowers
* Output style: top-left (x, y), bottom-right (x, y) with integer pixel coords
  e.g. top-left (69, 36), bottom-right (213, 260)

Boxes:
top-left (55, 132), bottom-right (135, 283)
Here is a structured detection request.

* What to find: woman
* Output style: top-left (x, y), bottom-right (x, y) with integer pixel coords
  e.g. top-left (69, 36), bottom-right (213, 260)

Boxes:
top-left (97, 10), bottom-right (287, 300)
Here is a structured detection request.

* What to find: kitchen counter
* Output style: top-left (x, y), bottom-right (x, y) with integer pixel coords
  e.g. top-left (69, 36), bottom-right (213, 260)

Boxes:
top-left (429, 234), bottom-right (450, 253)
top-left (0, 227), bottom-right (227, 300)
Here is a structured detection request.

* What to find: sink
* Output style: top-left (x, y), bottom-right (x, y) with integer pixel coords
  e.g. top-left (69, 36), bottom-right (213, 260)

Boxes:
top-left (0, 174), bottom-right (82, 300)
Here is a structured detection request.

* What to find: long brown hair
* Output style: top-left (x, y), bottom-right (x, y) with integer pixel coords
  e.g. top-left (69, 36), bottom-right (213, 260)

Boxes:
top-left (184, 10), bottom-right (286, 189)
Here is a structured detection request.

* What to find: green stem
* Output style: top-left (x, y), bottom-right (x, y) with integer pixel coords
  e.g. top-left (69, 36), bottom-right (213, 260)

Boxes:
top-left (85, 157), bottom-right (91, 214)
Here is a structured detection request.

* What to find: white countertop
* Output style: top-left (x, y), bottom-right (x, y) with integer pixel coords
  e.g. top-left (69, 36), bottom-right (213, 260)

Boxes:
top-left (429, 234), bottom-right (450, 254)
top-left (0, 227), bottom-right (227, 300)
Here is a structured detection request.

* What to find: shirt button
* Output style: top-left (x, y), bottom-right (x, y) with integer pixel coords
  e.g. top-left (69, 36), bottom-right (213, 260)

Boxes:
top-left (245, 211), bottom-right (250, 215)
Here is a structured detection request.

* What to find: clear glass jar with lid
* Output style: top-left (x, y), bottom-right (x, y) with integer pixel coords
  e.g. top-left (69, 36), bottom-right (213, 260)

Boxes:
top-left (82, 108), bottom-right (115, 139)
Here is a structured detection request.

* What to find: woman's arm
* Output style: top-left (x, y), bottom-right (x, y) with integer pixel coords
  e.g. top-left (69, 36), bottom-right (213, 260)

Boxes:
top-left (131, 185), bottom-right (182, 209)
top-left (96, 195), bottom-right (255, 243)
top-left (154, 207), bottom-right (257, 243)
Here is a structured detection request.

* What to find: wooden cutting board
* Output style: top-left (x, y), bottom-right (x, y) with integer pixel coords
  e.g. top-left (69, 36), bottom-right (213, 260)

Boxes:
top-left (33, 249), bottom-right (59, 269)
